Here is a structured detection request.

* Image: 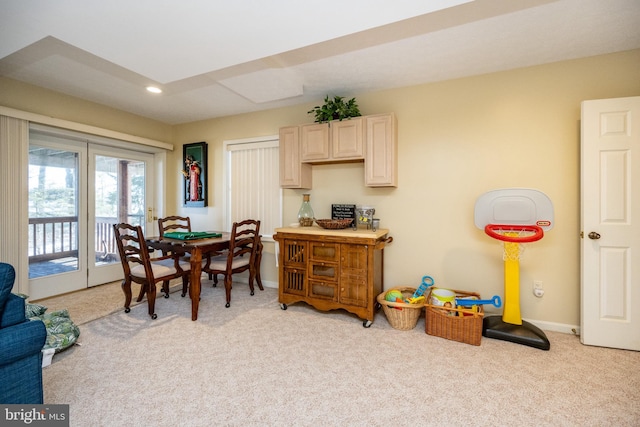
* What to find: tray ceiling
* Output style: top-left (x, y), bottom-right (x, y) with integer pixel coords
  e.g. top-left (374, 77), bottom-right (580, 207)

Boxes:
top-left (1, 0), bottom-right (639, 124)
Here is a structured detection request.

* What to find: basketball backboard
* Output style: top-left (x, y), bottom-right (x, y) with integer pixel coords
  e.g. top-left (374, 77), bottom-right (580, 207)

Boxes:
top-left (474, 188), bottom-right (554, 231)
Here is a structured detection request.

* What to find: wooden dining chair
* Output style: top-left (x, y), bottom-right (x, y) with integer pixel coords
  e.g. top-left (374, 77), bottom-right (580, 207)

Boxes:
top-left (203, 219), bottom-right (263, 307)
top-left (158, 215), bottom-right (217, 293)
top-left (158, 215), bottom-right (191, 238)
top-left (113, 223), bottom-right (191, 319)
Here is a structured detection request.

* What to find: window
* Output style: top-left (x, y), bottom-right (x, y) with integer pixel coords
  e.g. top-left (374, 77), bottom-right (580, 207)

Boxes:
top-left (224, 136), bottom-right (281, 239)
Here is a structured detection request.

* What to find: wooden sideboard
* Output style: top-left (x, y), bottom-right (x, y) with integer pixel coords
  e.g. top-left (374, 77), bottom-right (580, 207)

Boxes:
top-left (273, 226), bottom-right (392, 327)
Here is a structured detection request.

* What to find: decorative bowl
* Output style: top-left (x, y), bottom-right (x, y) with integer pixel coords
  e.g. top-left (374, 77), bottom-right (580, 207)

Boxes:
top-left (315, 218), bottom-right (354, 229)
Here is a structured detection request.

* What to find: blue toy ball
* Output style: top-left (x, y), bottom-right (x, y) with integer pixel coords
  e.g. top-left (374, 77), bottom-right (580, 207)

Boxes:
top-left (385, 289), bottom-right (404, 303)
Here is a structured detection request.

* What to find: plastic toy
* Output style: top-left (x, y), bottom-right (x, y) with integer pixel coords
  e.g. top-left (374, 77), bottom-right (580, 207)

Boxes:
top-left (385, 289), bottom-right (404, 302)
top-left (455, 295), bottom-right (502, 308)
top-left (412, 275), bottom-right (434, 300)
top-left (407, 295), bottom-right (425, 304)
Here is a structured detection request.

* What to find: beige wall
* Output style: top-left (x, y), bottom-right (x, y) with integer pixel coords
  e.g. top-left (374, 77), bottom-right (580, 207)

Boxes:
top-left (0, 76), bottom-right (174, 143)
top-left (173, 49), bottom-right (640, 329)
top-left (2, 49), bottom-right (639, 328)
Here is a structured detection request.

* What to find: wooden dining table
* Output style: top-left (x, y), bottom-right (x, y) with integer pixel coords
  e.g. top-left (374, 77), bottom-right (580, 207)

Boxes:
top-left (146, 232), bottom-right (231, 321)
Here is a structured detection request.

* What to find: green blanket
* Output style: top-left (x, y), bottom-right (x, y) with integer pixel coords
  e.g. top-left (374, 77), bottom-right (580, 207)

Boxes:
top-left (163, 231), bottom-right (222, 240)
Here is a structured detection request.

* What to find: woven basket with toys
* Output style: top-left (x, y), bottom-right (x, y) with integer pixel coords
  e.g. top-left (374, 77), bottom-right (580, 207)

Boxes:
top-left (377, 287), bottom-right (426, 330)
top-left (425, 288), bottom-right (486, 346)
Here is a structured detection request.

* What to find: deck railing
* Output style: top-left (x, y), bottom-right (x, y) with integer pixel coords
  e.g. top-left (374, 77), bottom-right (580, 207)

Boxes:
top-left (28, 216), bottom-right (78, 263)
top-left (28, 215), bottom-right (144, 263)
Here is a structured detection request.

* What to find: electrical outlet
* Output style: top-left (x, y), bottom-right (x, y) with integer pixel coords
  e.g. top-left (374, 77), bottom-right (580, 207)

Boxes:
top-left (533, 280), bottom-right (544, 297)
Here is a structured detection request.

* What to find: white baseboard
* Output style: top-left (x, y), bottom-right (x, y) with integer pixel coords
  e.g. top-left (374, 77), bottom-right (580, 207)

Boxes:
top-left (523, 318), bottom-right (580, 336)
top-left (226, 281), bottom-right (580, 334)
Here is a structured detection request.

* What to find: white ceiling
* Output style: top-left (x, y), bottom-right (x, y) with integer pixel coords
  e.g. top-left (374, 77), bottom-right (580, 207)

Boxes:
top-left (1, 0), bottom-right (639, 125)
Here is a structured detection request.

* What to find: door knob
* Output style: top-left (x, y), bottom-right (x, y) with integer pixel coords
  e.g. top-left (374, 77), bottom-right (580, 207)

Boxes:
top-left (588, 232), bottom-right (601, 240)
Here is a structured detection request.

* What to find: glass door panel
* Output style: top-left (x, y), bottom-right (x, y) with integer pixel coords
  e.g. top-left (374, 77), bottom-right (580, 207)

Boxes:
top-left (88, 146), bottom-right (154, 286)
top-left (28, 136), bottom-right (88, 300)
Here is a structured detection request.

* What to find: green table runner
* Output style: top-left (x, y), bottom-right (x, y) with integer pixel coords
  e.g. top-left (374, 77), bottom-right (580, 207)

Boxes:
top-left (163, 231), bottom-right (222, 240)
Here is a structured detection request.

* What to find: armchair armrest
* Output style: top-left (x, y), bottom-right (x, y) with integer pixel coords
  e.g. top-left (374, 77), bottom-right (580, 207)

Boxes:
top-left (0, 319), bottom-right (47, 367)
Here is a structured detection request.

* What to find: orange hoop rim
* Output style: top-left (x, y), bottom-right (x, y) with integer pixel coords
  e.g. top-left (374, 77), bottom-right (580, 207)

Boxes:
top-left (484, 224), bottom-right (544, 243)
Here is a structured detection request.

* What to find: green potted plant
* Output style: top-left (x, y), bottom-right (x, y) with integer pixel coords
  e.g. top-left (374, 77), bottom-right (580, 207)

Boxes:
top-left (308, 95), bottom-right (361, 123)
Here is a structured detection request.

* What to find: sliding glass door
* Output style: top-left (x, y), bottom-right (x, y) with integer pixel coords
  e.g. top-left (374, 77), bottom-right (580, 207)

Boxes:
top-left (28, 127), bottom-right (155, 299)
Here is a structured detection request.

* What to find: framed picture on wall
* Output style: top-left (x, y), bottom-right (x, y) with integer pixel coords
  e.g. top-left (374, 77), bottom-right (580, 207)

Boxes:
top-left (182, 142), bottom-right (207, 207)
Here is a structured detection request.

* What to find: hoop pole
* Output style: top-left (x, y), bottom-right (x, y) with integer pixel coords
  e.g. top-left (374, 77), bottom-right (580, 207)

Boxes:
top-left (503, 241), bottom-right (522, 325)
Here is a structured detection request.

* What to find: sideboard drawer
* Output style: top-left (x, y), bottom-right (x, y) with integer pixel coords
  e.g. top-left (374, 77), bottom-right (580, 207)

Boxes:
top-left (309, 261), bottom-right (338, 281)
top-left (309, 241), bottom-right (339, 262)
top-left (308, 279), bottom-right (337, 301)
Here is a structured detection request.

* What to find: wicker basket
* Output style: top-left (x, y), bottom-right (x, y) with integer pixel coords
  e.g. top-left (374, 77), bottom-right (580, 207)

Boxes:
top-left (425, 289), bottom-right (484, 346)
top-left (377, 287), bottom-right (425, 330)
top-left (315, 218), bottom-right (354, 229)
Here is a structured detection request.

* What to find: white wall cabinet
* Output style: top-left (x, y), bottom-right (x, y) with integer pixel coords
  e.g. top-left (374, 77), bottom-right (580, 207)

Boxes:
top-left (279, 113), bottom-right (396, 188)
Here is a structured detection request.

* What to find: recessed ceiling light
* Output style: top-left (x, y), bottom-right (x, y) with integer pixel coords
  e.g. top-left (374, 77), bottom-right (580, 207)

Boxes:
top-left (146, 86), bottom-right (162, 94)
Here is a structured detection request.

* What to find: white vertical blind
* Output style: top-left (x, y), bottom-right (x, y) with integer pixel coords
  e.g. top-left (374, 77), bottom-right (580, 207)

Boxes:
top-left (0, 115), bottom-right (30, 294)
top-left (226, 138), bottom-right (281, 238)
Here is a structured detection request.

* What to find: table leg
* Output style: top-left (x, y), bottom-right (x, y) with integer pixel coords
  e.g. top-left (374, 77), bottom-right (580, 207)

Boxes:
top-left (190, 248), bottom-right (202, 321)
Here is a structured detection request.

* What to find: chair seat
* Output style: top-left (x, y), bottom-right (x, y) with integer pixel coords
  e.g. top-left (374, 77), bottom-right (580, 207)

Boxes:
top-left (207, 254), bottom-right (251, 271)
top-left (130, 258), bottom-right (183, 279)
top-left (202, 219), bottom-right (262, 308)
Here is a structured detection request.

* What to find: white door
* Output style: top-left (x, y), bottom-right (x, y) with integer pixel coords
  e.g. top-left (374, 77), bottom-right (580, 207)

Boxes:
top-left (581, 96), bottom-right (640, 351)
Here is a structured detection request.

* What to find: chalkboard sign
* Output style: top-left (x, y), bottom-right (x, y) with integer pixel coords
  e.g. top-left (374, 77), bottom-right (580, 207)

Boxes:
top-left (332, 204), bottom-right (356, 220)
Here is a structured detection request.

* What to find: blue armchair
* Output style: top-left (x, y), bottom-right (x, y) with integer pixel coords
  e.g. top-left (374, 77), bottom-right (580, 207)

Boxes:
top-left (0, 262), bottom-right (47, 404)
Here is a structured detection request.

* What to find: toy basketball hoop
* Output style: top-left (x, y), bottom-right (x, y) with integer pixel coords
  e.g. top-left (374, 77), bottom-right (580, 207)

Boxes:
top-left (474, 189), bottom-right (553, 350)
top-left (484, 224), bottom-right (544, 243)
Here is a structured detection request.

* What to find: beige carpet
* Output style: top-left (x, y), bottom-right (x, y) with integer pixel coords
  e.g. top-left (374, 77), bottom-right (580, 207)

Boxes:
top-left (34, 279), bottom-right (185, 325)
top-left (40, 282), bottom-right (640, 427)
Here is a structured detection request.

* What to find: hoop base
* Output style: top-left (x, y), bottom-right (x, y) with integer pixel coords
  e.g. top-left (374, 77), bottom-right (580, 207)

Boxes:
top-left (482, 316), bottom-right (550, 350)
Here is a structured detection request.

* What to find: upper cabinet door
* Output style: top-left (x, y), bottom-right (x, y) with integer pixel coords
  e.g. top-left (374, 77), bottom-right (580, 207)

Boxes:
top-left (301, 123), bottom-right (330, 162)
top-left (332, 118), bottom-right (364, 159)
top-left (365, 113), bottom-right (397, 187)
top-left (280, 126), bottom-right (311, 188)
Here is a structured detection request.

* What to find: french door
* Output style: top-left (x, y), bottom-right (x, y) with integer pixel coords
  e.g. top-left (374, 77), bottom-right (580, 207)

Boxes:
top-left (88, 145), bottom-right (154, 286)
top-left (28, 127), bottom-right (155, 299)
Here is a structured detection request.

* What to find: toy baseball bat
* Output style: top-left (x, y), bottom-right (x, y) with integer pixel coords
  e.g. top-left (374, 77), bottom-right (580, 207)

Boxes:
top-left (455, 295), bottom-right (502, 308)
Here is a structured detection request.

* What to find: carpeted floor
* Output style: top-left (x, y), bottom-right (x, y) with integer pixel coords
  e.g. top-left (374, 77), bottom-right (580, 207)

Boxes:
top-left (39, 281), bottom-right (640, 426)
top-left (34, 278), bottom-right (185, 326)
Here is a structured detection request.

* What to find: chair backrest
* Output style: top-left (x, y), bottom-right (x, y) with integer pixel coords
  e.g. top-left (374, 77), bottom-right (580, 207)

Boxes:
top-left (227, 219), bottom-right (261, 270)
top-left (113, 223), bottom-right (154, 281)
top-left (158, 216), bottom-right (191, 238)
top-left (0, 262), bottom-right (16, 310)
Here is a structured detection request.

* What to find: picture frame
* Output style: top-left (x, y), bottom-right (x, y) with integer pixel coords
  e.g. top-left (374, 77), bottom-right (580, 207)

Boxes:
top-left (182, 142), bottom-right (207, 207)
